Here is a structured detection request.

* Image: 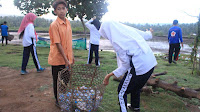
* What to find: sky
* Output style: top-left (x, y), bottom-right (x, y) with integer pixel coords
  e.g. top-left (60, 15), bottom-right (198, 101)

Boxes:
top-left (0, 0), bottom-right (200, 24)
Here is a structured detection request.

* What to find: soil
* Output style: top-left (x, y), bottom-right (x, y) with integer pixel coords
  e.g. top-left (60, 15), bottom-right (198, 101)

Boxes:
top-left (0, 67), bottom-right (200, 112)
top-left (0, 67), bottom-right (60, 112)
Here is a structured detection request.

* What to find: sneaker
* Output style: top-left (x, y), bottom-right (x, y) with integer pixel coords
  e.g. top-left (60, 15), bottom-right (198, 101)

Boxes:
top-left (37, 68), bottom-right (45, 73)
top-left (21, 70), bottom-right (28, 75)
top-left (55, 101), bottom-right (60, 108)
top-left (96, 65), bottom-right (100, 67)
top-left (172, 60), bottom-right (177, 64)
top-left (127, 104), bottom-right (140, 112)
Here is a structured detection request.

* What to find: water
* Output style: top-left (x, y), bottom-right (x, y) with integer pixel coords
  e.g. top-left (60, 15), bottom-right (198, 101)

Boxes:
top-left (7, 32), bottom-right (195, 55)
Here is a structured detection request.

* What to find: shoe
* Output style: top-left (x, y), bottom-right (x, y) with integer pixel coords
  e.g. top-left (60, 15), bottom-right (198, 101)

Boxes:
top-left (127, 104), bottom-right (140, 112)
top-left (37, 68), bottom-right (45, 73)
top-left (55, 101), bottom-right (60, 108)
top-left (21, 70), bottom-right (28, 75)
top-left (172, 60), bottom-right (177, 64)
top-left (96, 65), bottom-right (100, 67)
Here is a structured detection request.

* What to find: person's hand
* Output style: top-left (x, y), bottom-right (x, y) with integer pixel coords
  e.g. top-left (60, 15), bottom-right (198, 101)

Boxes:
top-left (146, 28), bottom-right (153, 34)
top-left (103, 74), bottom-right (110, 86)
top-left (65, 60), bottom-right (70, 69)
top-left (181, 43), bottom-right (184, 48)
top-left (103, 73), bottom-right (114, 86)
top-left (93, 16), bottom-right (96, 20)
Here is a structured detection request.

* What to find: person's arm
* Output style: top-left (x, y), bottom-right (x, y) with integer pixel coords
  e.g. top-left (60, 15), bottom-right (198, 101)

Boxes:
top-left (85, 19), bottom-right (93, 30)
top-left (168, 30), bottom-right (170, 42)
top-left (135, 28), bottom-right (153, 40)
top-left (103, 49), bottom-right (131, 85)
top-left (27, 24), bottom-right (36, 39)
top-left (179, 28), bottom-right (183, 48)
top-left (56, 43), bottom-right (70, 68)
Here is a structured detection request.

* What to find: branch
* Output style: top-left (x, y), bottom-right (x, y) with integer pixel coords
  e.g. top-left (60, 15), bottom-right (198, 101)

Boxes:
top-left (181, 10), bottom-right (199, 18)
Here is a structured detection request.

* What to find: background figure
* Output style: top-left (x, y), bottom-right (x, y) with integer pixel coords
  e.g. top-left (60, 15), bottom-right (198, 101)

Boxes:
top-left (100, 20), bottom-right (157, 112)
top-left (1, 21), bottom-right (9, 46)
top-left (48, 0), bottom-right (74, 107)
top-left (85, 16), bottom-right (101, 67)
top-left (18, 13), bottom-right (45, 75)
top-left (168, 20), bottom-right (183, 64)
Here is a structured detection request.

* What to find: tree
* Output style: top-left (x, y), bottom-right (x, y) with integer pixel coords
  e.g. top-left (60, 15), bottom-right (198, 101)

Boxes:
top-left (14, 0), bottom-right (108, 31)
top-left (14, 0), bottom-right (53, 16)
top-left (66, 0), bottom-right (108, 34)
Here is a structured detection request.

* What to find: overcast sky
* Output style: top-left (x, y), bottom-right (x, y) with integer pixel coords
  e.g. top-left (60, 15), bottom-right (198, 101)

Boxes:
top-left (0, 0), bottom-right (200, 24)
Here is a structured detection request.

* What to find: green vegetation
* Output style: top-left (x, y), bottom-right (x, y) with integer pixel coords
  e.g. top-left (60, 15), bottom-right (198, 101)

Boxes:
top-left (0, 45), bottom-right (200, 112)
top-left (0, 16), bottom-right (198, 37)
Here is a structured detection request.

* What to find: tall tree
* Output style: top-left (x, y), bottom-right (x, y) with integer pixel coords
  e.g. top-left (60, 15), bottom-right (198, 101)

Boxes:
top-left (14, 0), bottom-right (53, 16)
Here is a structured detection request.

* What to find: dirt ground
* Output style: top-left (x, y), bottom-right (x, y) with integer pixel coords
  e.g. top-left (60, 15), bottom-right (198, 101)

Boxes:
top-left (0, 67), bottom-right (200, 112)
top-left (0, 67), bottom-right (61, 112)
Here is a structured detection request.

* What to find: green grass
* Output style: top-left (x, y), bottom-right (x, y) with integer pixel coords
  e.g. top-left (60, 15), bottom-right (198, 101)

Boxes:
top-left (0, 44), bottom-right (200, 112)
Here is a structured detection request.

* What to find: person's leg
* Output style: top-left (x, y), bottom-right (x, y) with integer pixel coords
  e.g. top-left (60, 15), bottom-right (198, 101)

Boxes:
top-left (52, 65), bottom-right (65, 103)
top-left (130, 90), bottom-right (140, 111)
top-left (118, 71), bottom-right (129, 112)
top-left (94, 44), bottom-right (100, 66)
top-left (30, 44), bottom-right (42, 70)
top-left (174, 43), bottom-right (180, 61)
top-left (2, 36), bottom-right (4, 45)
top-left (5, 36), bottom-right (8, 45)
top-left (87, 43), bottom-right (94, 64)
top-left (21, 46), bottom-right (31, 71)
top-left (168, 44), bottom-right (174, 63)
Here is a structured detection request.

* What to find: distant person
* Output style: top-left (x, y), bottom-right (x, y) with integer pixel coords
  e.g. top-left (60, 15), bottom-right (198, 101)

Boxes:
top-left (168, 20), bottom-right (183, 64)
top-left (1, 21), bottom-right (9, 46)
top-left (100, 20), bottom-right (157, 112)
top-left (48, 0), bottom-right (74, 107)
top-left (18, 13), bottom-right (45, 75)
top-left (85, 16), bottom-right (101, 67)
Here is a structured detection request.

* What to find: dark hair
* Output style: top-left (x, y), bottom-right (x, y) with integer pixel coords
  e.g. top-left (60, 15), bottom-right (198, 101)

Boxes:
top-left (19, 30), bottom-right (24, 39)
top-left (52, 0), bottom-right (67, 10)
top-left (173, 20), bottom-right (178, 25)
top-left (4, 21), bottom-right (7, 24)
top-left (91, 19), bottom-right (101, 30)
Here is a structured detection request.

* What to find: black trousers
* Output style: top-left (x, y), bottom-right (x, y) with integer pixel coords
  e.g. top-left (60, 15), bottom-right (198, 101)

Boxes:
top-left (168, 43), bottom-right (180, 63)
top-left (21, 44), bottom-right (41, 71)
top-left (118, 64), bottom-right (154, 112)
top-left (2, 36), bottom-right (8, 45)
top-left (87, 43), bottom-right (100, 66)
top-left (51, 65), bottom-right (65, 101)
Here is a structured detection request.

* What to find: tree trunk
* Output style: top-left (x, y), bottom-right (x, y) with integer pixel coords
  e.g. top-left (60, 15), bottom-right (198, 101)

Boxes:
top-left (80, 18), bottom-right (87, 50)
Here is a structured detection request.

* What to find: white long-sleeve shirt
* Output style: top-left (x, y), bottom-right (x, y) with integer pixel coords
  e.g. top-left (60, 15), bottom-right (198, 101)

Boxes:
top-left (85, 19), bottom-right (101, 45)
top-left (22, 23), bottom-right (36, 47)
top-left (99, 20), bottom-right (157, 78)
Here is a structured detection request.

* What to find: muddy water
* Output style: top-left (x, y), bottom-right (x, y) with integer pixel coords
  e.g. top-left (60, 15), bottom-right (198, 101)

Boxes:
top-left (5, 32), bottom-right (195, 55)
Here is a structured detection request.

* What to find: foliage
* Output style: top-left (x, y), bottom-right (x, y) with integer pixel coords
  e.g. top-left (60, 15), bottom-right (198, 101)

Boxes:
top-left (66, 0), bottom-right (108, 20)
top-left (14, 0), bottom-right (53, 16)
top-left (0, 15), bottom-right (198, 37)
top-left (125, 22), bottom-right (198, 37)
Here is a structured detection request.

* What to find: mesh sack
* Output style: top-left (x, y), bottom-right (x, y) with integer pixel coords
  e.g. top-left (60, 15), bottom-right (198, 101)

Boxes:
top-left (57, 64), bottom-right (105, 112)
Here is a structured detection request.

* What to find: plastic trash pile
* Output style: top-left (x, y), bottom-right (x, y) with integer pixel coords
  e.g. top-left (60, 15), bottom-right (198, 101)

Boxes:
top-left (59, 86), bottom-right (103, 112)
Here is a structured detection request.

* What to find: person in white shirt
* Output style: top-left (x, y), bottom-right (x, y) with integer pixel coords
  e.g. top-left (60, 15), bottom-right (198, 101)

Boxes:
top-left (18, 13), bottom-right (45, 75)
top-left (85, 16), bottom-right (101, 66)
top-left (99, 20), bottom-right (157, 112)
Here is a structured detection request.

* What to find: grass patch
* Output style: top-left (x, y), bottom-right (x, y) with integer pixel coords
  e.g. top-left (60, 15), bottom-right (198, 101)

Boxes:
top-left (0, 45), bottom-right (200, 112)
